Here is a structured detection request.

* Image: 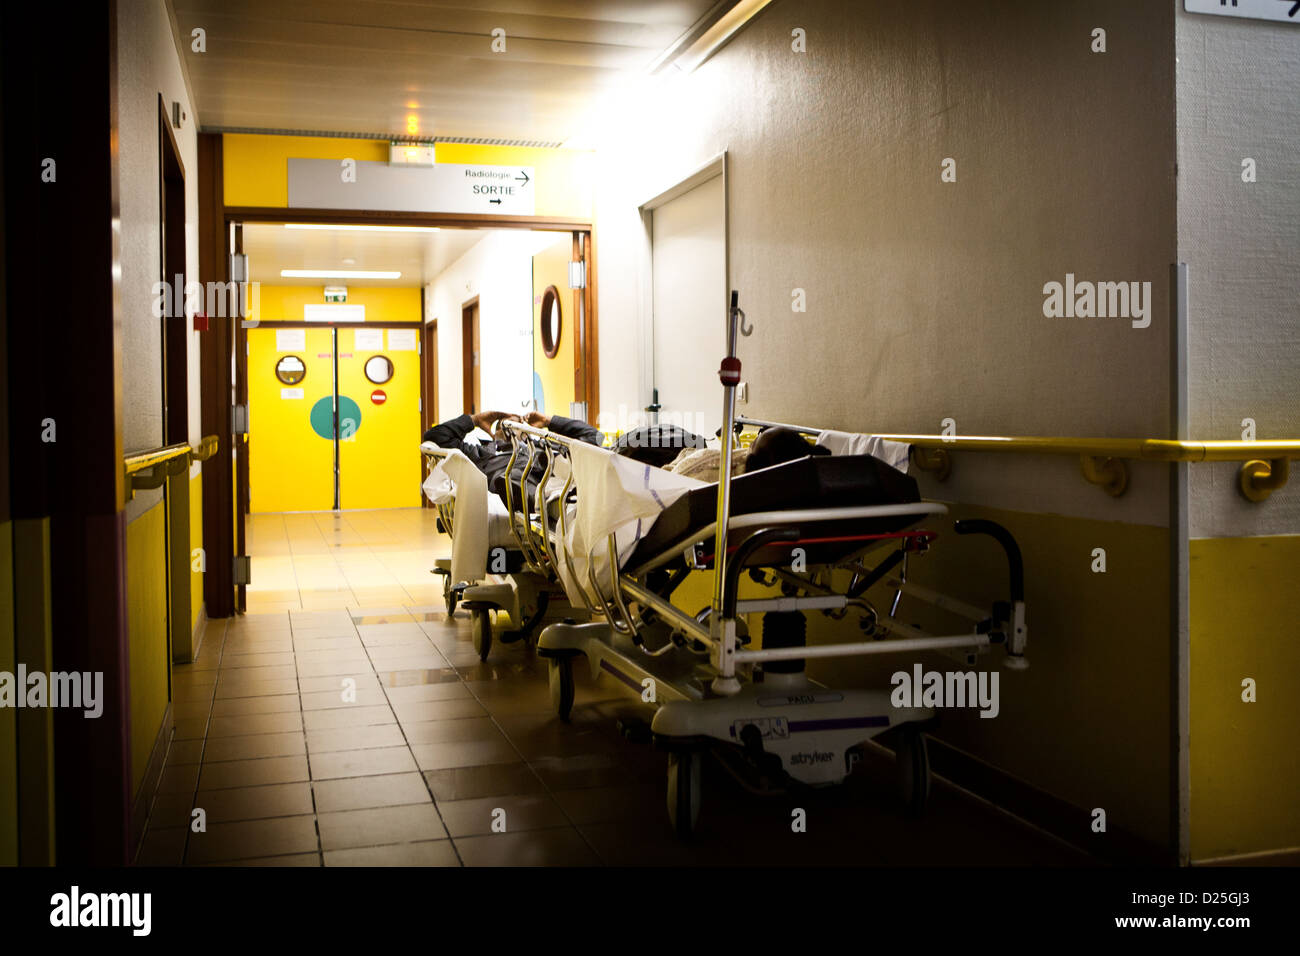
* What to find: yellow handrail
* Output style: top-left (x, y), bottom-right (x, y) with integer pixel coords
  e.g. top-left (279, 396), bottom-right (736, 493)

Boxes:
top-left (124, 435), bottom-right (220, 499)
top-left (878, 435), bottom-right (1299, 501)
top-left (191, 434), bottom-right (220, 462)
top-left (733, 418), bottom-right (1299, 502)
top-left (876, 434), bottom-right (1300, 463)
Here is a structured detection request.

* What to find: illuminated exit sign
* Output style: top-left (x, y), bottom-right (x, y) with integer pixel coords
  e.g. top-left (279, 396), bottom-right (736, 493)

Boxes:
top-left (1184, 0), bottom-right (1300, 24)
top-left (389, 143), bottom-right (436, 166)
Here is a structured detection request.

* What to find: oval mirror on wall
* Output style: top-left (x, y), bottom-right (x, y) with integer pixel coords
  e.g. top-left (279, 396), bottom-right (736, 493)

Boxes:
top-left (364, 355), bottom-right (394, 384)
top-left (540, 285), bottom-right (562, 359)
top-left (275, 355), bottom-right (306, 385)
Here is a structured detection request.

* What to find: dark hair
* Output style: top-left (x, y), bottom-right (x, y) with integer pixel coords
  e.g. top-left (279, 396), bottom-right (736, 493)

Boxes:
top-left (744, 427), bottom-right (829, 472)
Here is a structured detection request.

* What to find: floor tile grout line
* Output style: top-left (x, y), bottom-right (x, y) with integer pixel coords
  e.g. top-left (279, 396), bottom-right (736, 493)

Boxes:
top-left (290, 614), bottom-right (326, 867)
top-left (369, 604), bottom-right (467, 867)
top-left (457, 645), bottom-right (608, 864)
top-left (176, 614), bottom-right (238, 866)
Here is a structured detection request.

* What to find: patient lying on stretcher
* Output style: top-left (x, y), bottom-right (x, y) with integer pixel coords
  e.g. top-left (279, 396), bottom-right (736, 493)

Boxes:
top-left (426, 404), bottom-right (849, 519)
top-left (423, 409), bottom-right (602, 503)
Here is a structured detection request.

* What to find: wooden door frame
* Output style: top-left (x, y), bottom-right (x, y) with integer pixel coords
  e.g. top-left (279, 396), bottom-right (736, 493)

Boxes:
top-left (198, 199), bottom-right (597, 619)
top-left (197, 134), bottom-right (236, 618)
top-left (158, 94), bottom-right (188, 445)
top-left (422, 318), bottom-right (439, 427)
top-left (420, 318), bottom-right (438, 508)
top-left (4, 0), bottom-right (132, 864)
top-left (461, 296), bottom-right (480, 416)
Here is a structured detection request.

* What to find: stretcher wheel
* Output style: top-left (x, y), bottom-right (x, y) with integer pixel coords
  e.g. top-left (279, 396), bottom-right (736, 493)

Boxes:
top-left (548, 656), bottom-right (575, 721)
top-left (896, 725), bottom-right (931, 816)
top-left (667, 751), bottom-right (701, 839)
top-left (471, 608), bottom-right (493, 661)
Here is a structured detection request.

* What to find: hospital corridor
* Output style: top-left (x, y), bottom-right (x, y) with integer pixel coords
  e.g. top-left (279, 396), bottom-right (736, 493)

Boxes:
top-left (1, 0), bottom-right (1297, 938)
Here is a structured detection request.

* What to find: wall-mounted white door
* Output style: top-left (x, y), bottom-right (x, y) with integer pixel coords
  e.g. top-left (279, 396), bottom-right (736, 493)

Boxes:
top-left (649, 172), bottom-right (726, 439)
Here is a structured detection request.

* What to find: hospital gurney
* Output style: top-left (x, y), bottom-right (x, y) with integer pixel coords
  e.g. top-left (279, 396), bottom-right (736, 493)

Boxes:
top-left (526, 292), bottom-right (1029, 837)
top-left (421, 442), bottom-right (589, 661)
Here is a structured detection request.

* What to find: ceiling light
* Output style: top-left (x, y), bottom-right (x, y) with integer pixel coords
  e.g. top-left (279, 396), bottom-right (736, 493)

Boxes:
top-left (281, 269), bottom-right (401, 279)
top-left (283, 224), bottom-right (440, 232)
top-left (651, 0), bottom-right (774, 75)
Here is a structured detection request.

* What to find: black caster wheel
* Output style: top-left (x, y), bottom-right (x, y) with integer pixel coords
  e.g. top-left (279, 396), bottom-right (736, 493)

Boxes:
top-left (617, 716), bottom-right (652, 745)
top-left (896, 725), bottom-right (931, 816)
top-left (548, 655), bottom-right (575, 721)
top-left (471, 607), bottom-right (493, 661)
top-left (667, 750), bottom-right (702, 839)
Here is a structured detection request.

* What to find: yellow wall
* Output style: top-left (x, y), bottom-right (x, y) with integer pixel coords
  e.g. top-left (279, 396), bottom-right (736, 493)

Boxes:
top-left (12, 518), bottom-right (54, 864)
top-left (0, 520), bottom-right (16, 865)
top-left (1189, 534), bottom-right (1300, 860)
top-left (224, 135), bottom-right (388, 207)
top-left (222, 134), bottom-right (593, 220)
top-left (249, 285), bottom-right (421, 323)
top-left (436, 142), bottom-right (594, 222)
top-left (668, 494), bottom-right (1174, 850)
top-left (532, 236), bottom-right (575, 416)
top-left (126, 503), bottom-right (171, 796)
top-left (189, 471), bottom-right (204, 631)
top-left (869, 504), bottom-right (1171, 847)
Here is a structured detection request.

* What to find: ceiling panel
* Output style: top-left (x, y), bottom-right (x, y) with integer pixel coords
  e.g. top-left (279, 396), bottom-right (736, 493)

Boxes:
top-left (242, 223), bottom-right (570, 287)
top-left (169, 0), bottom-right (722, 143)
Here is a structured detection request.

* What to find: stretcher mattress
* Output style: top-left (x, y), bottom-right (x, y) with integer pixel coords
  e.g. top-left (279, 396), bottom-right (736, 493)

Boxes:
top-left (626, 453), bottom-right (921, 568)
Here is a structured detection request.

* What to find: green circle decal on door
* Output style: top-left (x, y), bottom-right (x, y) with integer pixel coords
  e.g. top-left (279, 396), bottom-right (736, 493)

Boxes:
top-left (309, 395), bottom-right (362, 440)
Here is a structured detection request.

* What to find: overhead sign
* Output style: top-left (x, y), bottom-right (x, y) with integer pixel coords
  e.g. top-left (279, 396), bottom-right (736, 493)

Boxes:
top-left (1184, 0), bottom-right (1300, 24)
top-left (288, 159), bottom-right (536, 215)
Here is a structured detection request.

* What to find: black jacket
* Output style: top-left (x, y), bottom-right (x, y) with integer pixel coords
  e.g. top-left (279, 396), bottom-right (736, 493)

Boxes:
top-left (423, 413), bottom-right (601, 509)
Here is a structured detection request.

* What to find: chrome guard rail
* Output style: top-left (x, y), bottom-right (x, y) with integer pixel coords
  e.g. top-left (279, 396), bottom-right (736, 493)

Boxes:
top-left (421, 447), bottom-right (459, 540)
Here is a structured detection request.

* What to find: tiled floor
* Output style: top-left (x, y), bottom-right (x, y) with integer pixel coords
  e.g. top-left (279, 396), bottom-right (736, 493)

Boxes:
top-left (243, 509), bottom-right (443, 612)
top-left (138, 508), bottom-right (1093, 866)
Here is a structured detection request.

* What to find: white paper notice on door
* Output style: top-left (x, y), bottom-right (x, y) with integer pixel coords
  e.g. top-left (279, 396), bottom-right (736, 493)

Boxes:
top-left (354, 327), bottom-right (384, 351)
top-left (280, 387), bottom-right (304, 400)
top-left (276, 328), bottom-right (306, 351)
top-left (388, 329), bottom-right (417, 351)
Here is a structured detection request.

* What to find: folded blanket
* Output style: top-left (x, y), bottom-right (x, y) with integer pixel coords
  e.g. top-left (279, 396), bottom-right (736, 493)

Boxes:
top-left (815, 430), bottom-right (910, 472)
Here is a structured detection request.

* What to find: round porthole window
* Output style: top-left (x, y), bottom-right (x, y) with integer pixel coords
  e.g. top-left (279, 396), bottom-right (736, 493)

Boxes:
top-left (364, 354), bottom-right (394, 385)
top-left (540, 285), bottom-right (562, 359)
top-left (275, 355), bottom-right (306, 385)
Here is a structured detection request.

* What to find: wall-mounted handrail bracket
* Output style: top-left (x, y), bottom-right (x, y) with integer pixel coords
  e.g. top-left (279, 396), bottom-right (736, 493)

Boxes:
top-left (191, 434), bottom-right (219, 462)
top-left (123, 434), bottom-right (220, 502)
top-left (1079, 455), bottom-right (1128, 497)
top-left (1239, 457), bottom-right (1289, 503)
top-left (910, 446), bottom-right (951, 481)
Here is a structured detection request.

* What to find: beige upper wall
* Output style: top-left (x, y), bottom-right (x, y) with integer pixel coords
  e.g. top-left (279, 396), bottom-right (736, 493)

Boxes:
top-left (1175, 8), bottom-right (1300, 539)
top-left (118, 0), bottom-right (201, 520)
top-left (594, 0), bottom-right (1178, 525)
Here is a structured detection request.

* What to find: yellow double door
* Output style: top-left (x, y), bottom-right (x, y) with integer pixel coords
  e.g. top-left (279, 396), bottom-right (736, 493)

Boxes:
top-left (248, 326), bottom-right (422, 512)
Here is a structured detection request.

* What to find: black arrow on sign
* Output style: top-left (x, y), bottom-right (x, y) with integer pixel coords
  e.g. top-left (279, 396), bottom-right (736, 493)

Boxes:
top-left (1287, 1), bottom-right (1300, 18)
top-left (515, 170), bottom-right (530, 186)
top-left (489, 198), bottom-right (502, 205)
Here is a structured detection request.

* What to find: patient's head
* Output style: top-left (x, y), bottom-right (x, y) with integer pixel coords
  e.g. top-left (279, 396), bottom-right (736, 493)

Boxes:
top-left (744, 427), bottom-right (829, 472)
